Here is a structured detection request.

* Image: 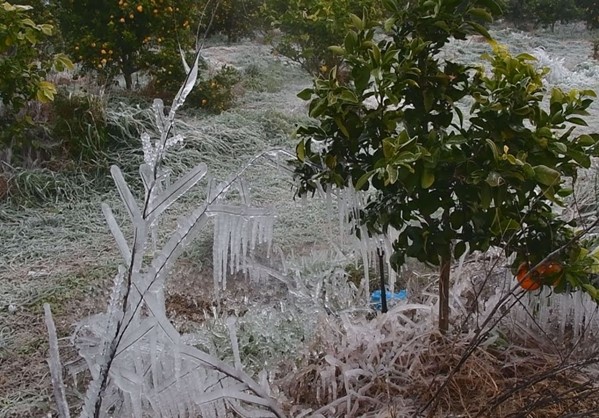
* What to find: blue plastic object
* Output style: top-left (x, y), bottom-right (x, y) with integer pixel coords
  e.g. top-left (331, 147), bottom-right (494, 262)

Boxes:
top-left (370, 289), bottom-right (408, 310)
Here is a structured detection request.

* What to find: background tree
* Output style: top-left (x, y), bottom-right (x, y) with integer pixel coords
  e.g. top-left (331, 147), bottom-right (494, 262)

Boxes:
top-left (575, 0), bottom-right (599, 29)
top-left (0, 2), bottom-right (72, 164)
top-left (502, 0), bottom-right (581, 30)
top-left (293, 0), bottom-right (599, 332)
top-left (55, 0), bottom-right (197, 90)
top-left (259, 0), bottom-right (383, 75)
top-left (203, 0), bottom-right (263, 44)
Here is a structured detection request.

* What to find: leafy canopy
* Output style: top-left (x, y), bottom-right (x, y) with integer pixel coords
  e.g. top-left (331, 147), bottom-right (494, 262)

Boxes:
top-left (0, 2), bottom-right (72, 160)
top-left (260, 0), bottom-right (383, 75)
top-left (55, 0), bottom-right (197, 89)
top-left (293, 0), bottom-right (599, 303)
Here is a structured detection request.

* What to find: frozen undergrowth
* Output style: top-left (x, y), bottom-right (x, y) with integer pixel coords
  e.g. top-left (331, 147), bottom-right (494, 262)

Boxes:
top-left (44, 47), bottom-right (290, 417)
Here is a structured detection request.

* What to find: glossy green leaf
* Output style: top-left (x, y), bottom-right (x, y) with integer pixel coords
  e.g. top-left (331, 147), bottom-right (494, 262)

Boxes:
top-left (533, 165), bottom-right (561, 186)
top-left (297, 88), bottom-right (313, 101)
top-left (296, 140), bottom-right (305, 162)
top-left (454, 241), bottom-right (467, 259)
top-left (355, 170), bottom-right (374, 190)
top-left (328, 45), bottom-right (346, 55)
top-left (468, 7), bottom-right (493, 22)
top-left (421, 169), bottom-right (435, 189)
top-left (576, 134), bottom-right (596, 146)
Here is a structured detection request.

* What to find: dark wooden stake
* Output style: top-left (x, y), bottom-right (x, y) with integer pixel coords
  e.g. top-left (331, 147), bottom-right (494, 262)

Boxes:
top-left (439, 254), bottom-right (451, 333)
top-left (377, 247), bottom-right (388, 313)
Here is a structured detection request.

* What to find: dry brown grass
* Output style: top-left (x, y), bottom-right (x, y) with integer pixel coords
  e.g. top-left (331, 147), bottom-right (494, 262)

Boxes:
top-left (278, 302), bottom-right (599, 418)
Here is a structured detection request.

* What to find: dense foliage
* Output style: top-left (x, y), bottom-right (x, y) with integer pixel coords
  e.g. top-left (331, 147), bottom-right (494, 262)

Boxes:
top-left (260, 0), bottom-right (383, 75)
top-left (0, 2), bottom-right (72, 164)
top-left (55, 0), bottom-right (197, 90)
top-left (204, 0), bottom-right (263, 43)
top-left (293, 0), bottom-right (599, 330)
top-left (501, 0), bottom-right (599, 31)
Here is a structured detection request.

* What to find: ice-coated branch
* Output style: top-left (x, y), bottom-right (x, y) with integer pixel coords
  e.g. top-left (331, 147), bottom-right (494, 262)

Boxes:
top-left (43, 304), bottom-right (71, 418)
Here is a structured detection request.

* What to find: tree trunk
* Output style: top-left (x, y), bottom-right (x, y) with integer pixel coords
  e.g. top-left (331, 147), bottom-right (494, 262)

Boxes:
top-left (439, 254), bottom-right (451, 334)
top-left (124, 71), bottom-right (133, 90)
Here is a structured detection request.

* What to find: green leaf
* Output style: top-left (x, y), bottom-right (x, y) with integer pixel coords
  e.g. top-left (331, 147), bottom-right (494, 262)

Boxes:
top-left (576, 134), bottom-right (596, 146)
top-left (454, 241), bottom-right (467, 259)
top-left (468, 7), bottom-right (493, 22)
top-left (36, 80), bottom-right (57, 102)
top-left (383, 138), bottom-right (394, 158)
top-left (551, 142), bottom-right (567, 154)
top-left (515, 53), bottom-right (536, 61)
top-left (296, 140), bottom-right (305, 162)
top-left (335, 117), bottom-right (350, 138)
top-left (355, 170), bottom-right (374, 190)
top-left (349, 13), bottom-right (364, 30)
top-left (386, 165), bottom-right (398, 184)
top-left (339, 89), bottom-right (359, 103)
top-left (328, 45), bottom-right (346, 55)
top-left (582, 283), bottom-right (599, 301)
top-left (557, 187), bottom-right (573, 197)
top-left (39, 24), bottom-right (54, 36)
top-left (467, 21), bottom-right (491, 39)
top-left (566, 117), bottom-right (588, 126)
top-left (370, 44), bottom-right (381, 64)
top-left (344, 31), bottom-right (358, 52)
top-left (485, 138), bottom-right (499, 160)
top-left (384, 17), bottom-right (396, 32)
top-left (533, 165), bottom-right (561, 186)
top-left (309, 99), bottom-right (328, 118)
top-left (421, 168), bottom-right (435, 189)
top-left (53, 53), bottom-right (74, 71)
top-left (297, 88), bottom-right (313, 100)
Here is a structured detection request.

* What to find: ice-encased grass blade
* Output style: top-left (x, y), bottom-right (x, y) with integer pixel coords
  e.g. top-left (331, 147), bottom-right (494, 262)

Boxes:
top-left (139, 164), bottom-right (154, 198)
top-left (169, 51), bottom-right (200, 118)
top-left (146, 162), bottom-right (208, 224)
top-left (110, 165), bottom-right (142, 225)
top-left (44, 304), bottom-right (71, 418)
top-left (101, 203), bottom-right (131, 264)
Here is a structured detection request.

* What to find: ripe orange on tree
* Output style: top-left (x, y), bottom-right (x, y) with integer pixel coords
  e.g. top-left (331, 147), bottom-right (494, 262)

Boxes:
top-left (516, 261), bottom-right (564, 291)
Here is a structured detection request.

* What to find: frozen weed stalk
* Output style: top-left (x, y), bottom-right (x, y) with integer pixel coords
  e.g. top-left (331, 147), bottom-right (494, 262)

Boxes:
top-left (43, 42), bottom-right (285, 418)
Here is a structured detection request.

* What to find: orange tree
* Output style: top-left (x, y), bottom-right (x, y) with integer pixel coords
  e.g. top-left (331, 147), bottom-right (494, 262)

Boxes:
top-left (576, 0), bottom-right (599, 29)
top-left (292, 0), bottom-right (599, 332)
top-left (260, 0), bottom-right (383, 75)
top-left (201, 0), bottom-right (263, 44)
top-left (55, 0), bottom-right (197, 90)
top-left (0, 2), bottom-right (72, 162)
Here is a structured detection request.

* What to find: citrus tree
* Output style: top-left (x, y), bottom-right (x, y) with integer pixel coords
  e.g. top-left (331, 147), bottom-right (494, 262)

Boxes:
top-left (292, 0), bottom-right (599, 332)
top-left (260, 0), bottom-right (383, 75)
top-left (55, 0), bottom-right (197, 89)
top-left (0, 2), bottom-right (72, 162)
top-left (576, 0), bottom-right (599, 29)
top-left (201, 0), bottom-right (263, 43)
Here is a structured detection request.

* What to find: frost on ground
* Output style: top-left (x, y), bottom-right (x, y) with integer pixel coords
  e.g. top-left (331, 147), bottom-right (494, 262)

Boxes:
top-left (1, 25), bottom-right (599, 417)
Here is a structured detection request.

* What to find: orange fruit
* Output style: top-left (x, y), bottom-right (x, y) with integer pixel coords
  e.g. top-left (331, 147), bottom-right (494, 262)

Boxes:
top-left (516, 261), bottom-right (564, 291)
top-left (516, 262), bottom-right (542, 291)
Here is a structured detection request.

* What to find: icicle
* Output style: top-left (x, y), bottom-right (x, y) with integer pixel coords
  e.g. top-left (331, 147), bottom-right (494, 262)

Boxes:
top-left (359, 225), bottom-right (371, 298)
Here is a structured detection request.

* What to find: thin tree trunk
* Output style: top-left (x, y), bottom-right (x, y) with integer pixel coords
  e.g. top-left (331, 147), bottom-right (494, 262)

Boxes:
top-left (124, 71), bottom-right (133, 90)
top-left (439, 254), bottom-right (451, 334)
